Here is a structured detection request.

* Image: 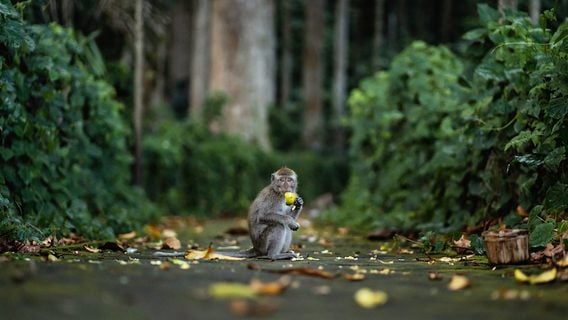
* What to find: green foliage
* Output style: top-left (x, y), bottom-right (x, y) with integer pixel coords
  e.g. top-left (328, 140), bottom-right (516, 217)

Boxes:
top-left (328, 5), bottom-right (567, 237)
top-left (328, 41), bottom-right (470, 232)
top-left (143, 120), bottom-right (274, 216)
top-left (143, 119), bottom-right (347, 217)
top-left (0, 1), bottom-right (154, 241)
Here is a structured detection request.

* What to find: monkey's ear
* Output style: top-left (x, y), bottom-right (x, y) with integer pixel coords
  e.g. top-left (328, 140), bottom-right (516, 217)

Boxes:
top-left (271, 173), bottom-right (276, 182)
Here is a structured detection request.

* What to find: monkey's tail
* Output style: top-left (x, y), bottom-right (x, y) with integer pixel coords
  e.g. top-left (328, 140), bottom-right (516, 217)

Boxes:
top-left (216, 247), bottom-right (258, 258)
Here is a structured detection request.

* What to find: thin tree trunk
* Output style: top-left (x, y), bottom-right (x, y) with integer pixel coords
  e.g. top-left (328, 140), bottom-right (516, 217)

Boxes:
top-left (279, 0), bottom-right (292, 110)
top-left (498, 0), bottom-right (518, 12)
top-left (133, 0), bottom-right (144, 185)
top-left (332, 0), bottom-right (349, 151)
top-left (190, 0), bottom-right (210, 117)
top-left (372, 0), bottom-right (385, 70)
top-left (440, 0), bottom-right (453, 42)
top-left (302, 0), bottom-right (326, 150)
top-left (529, 0), bottom-right (541, 26)
top-left (209, 0), bottom-right (275, 150)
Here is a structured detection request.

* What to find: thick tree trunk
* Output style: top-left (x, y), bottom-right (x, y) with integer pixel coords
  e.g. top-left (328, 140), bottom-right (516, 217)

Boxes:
top-left (209, 0), bottom-right (275, 151)
top-left (529, 0), bottom-right (541, 26)
top-left (190, 0), bottom-right (211, 117)
top-left (332, 0), bottom-right (349, 151)
top-left (372, 0), bottom-right (385, 70)
top-left (302, 0), bottom-right (326, 150)
top-left (168, 0), bottom-right (191, 119)
top-left (279, 0), bottom-right (292, 110)
top-left (133, 0), bottom-right (144, 185)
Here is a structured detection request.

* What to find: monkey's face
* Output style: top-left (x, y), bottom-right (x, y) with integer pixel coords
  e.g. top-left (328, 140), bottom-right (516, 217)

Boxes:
top-left (272, 174), bottom-right (297, 194)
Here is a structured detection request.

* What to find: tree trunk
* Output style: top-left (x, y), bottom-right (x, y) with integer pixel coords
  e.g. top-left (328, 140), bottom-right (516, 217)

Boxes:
top-left (279, 0), bottom-right (292, 110)
top-left (133, 0), bottom-right (144, 185)
top-left (372, 0), bottom-right (385, 70)
top-left (332, 0), bottom-right (349, 151)
top-left (302, 0), bottom-right (326, 150)
top-left (209, 0), bottom-right (275, 151)
top-left (168, 0), bottom-right (192, 119)
top-left (189, 0), bottom-right (211, 117)
top-left (440, 0), bottom-right (453, 43)
top-left (498, 0), bottom-right (518, 12)
top-left (529, 0), bottom-right (541, 26)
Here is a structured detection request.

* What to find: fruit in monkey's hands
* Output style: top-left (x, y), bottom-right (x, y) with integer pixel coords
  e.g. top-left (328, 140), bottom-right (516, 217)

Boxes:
top-left (284, 192), bottom-right (297, 206)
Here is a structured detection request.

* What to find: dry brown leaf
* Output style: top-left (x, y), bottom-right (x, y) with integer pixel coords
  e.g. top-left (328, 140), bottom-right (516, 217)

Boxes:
top-left (162, 237), bottom-right (182, 250)
top-left (556, 255), bottom-right (568, 268)
top-left (453, 234), bottom-right (471, 254)
top-left (448, 275), bottom-right (471, 290)
top-left (229, 299), bottom-right (278, 317)
top-left (144, 224), bottom-right (162, 241)
top-left (184, 245), bottom-right (244, 261)
top-left (250, 276), bottom-right (291, 296)
top-left (84, 245), bottom-right (101, 253)
top-left (159, 261), bottom-right (171, 271)
top-left (268, 267), bottom-right (336, 279)
top-left (516, 205), bottom-right (529, 217)
top-left (118, 231), bottom-right (137, 241)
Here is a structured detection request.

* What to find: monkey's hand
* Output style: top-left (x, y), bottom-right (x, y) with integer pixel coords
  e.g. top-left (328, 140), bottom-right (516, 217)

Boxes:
top-left (293, 196), bottom-right (303, 210)
top-left (289, 220), bottom-right (300, 231)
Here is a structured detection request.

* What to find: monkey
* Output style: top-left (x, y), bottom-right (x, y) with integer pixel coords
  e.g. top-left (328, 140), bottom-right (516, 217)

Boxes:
top-left (153, 167), bottom-right (304, 260)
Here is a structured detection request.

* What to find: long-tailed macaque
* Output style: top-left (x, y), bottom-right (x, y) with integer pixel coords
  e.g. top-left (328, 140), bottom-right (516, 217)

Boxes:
top-left (154, 167), bottom-right (303, 260)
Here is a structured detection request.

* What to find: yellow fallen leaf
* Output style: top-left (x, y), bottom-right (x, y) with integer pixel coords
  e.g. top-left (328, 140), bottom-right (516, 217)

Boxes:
top-left (514, 268), bottom-right (557, 285)
top-left (209, 283), bottom-right (256, 299)
top-left (184, 245), bottom-right (244, 261)
top-left (354, 288), bottom-right (388, 308)
top-left (162, 237), bottom-right (181, 250)
top-left (448, 275), bottom-right (471, 290)
top-left (342, 272), bottom-right (366, 281)
top-left (250, 276), bottom-right (291, 296)
top-left (84, 245), bottom-right (101, 253)
top-left (555, 256), bottom-right (568, 268)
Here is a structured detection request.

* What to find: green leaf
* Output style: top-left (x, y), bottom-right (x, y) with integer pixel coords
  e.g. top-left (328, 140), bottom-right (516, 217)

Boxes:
top-left (477, 4), bottom-right (501, 26)
top-left (529, 222), bottom-right (554, 248)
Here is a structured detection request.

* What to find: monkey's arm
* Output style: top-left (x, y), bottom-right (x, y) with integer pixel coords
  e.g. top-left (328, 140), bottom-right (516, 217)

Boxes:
top-left (288, 197), bottom-right (304, 220)
top-left (258, 213), bottom-right (299, 230)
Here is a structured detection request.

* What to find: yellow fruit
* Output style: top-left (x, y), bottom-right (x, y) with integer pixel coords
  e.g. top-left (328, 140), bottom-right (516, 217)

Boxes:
top-left (284, 192), bottom-right (297, 205)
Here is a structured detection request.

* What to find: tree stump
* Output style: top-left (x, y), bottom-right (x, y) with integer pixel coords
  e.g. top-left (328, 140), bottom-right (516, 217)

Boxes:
top-left (482, 229), bottom-right (529, 265)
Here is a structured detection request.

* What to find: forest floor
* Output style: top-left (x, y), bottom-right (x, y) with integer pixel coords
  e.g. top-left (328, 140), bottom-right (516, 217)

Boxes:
top-left (1, 218), bottom-right (566, 320)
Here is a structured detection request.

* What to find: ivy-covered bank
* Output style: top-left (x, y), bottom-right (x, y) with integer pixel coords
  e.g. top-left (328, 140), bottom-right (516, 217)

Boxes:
top-left (326, 5), bottom-right (567, 245)
top-left (0, 2), bottom-right (154, 241)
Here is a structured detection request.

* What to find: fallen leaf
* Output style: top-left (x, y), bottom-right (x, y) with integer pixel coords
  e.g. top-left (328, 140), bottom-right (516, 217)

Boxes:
top-left (162, 237), bottom-right (182, 250)
top-left (266, 267), bottom-right (336, 279)
top-left (46, 253), bottom-right (59, 262)
top-left (84, 245), bottom-right (101, 253)
top-left (184, 245), bottom-right (244, 261)
top-left (516, 205), bottom-right (529, 218)
top-left (209, 283), bottom-right (257, 299)
top-left (159, 261), bottom-right (171, 270)
top-left (162, 229), bottom-right (177, 239)
top-left (448, 275), bottom-right (471, 290)
top-left (514, 268), bottom-right (557, 285)
top-left (250, 276), bottom-right (291, 296)
top-left (229, 299), bottom-right (278, 317)
top-left (556, 255), bottom-right (568, 268)
top-left (453, 234), bottom-right (471, 254)
top-left (354, 288), bottom-right (388, 309)
top-left (118, 231), bottom-right (137, 241)
top-left (170, 258), bottom-right (190, 270)
top-left (144, 224), bottom-right (162, 241)
top-left (313, 285), bottom-right (331, 295)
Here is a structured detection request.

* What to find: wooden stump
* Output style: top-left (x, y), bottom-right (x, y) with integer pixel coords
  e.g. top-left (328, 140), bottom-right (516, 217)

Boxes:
top-left (482, 229), bottom-right (529, 265)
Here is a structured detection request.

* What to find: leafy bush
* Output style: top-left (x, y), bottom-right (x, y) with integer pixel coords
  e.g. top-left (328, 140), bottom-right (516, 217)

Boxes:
top-left (325, 41), bottom-right (470, 231)
top-left (0, 2), bottom-right (154, 241)
top-left (326, 5), bottom-right (567, 239)
top-left (143, 119), bottom-right (348, 216)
